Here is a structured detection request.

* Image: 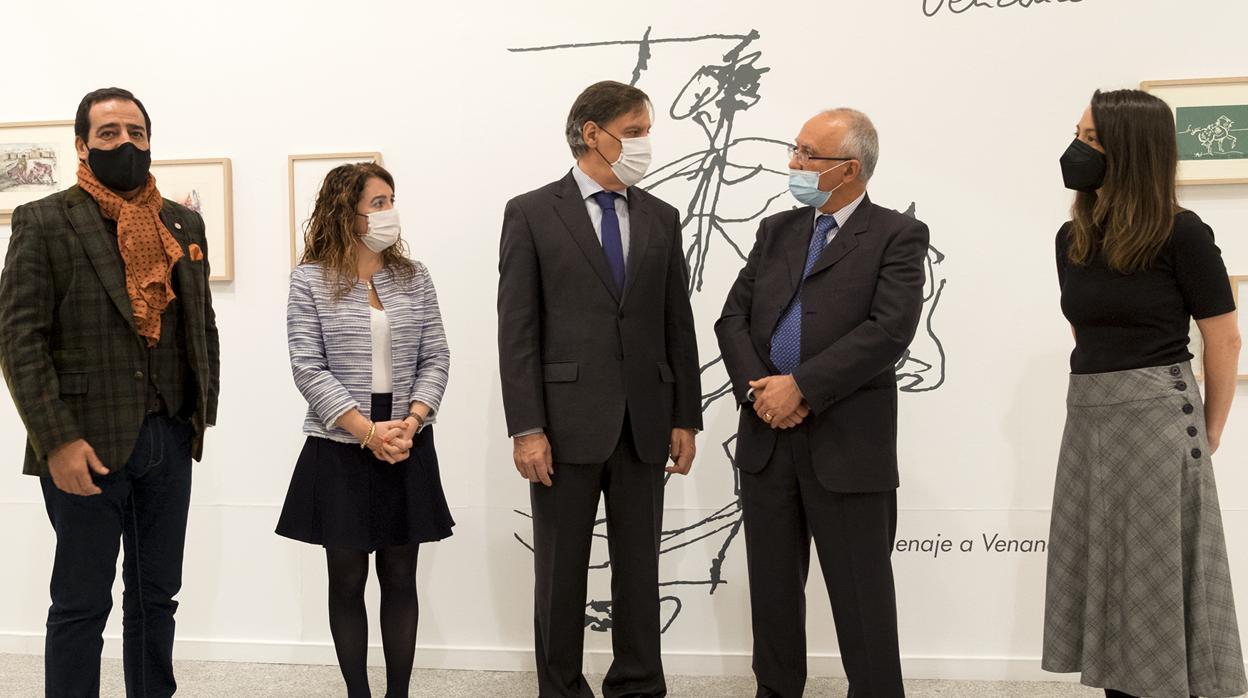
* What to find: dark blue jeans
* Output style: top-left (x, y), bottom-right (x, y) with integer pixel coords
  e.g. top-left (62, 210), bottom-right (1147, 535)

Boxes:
top-left (40, 414), bottom-right (194, 698)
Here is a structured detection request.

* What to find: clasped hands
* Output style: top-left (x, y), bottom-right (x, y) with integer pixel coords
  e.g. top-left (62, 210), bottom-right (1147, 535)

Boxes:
top-left (356, 407), bottom-right (429, 464)
top-left (359, 420), bottom-right (416, 463)
top-left (749, 375), bottom-right (810, 429)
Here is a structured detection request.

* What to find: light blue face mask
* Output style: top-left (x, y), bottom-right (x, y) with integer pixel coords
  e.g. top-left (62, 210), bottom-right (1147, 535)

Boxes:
top-left (788, 160), bottom-right (850, 208)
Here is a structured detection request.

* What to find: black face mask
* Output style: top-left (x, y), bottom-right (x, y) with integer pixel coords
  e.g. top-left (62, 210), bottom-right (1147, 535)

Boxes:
top-left (87, 142), bottom-right (151, 193)
top-left (1060, 137), bottom-right (1106, 193)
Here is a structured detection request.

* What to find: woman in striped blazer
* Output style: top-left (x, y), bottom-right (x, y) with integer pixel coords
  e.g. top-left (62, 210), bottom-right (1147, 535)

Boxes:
top-left (277, 162), bottom-right (454, 698)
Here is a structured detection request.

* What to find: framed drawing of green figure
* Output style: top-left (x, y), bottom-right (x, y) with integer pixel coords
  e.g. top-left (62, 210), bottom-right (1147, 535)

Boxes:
top-left (1143, 76), bottom-right (1248, 185)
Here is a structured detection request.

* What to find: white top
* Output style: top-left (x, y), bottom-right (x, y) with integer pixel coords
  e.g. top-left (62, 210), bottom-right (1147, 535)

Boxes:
top-left (370, 306), bottom-right (393, 393)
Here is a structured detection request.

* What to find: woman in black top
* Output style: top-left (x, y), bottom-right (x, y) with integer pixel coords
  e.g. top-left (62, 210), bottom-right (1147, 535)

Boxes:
top-left (1042, 89), bottom-right (1246, 698)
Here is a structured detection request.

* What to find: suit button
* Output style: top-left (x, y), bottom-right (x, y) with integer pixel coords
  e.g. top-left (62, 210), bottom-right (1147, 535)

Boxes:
top-left (1188, 426), bottom-right (1199, 437)
top-left (1175, 381), bottom-right (1187, 391)
top-left (134, 371), bottom-right (144, 381)
top-left (1182, 403), bottom-right (1194, 415)
top-left (1191, 448), bottom-right (1202, 459)
top-left (1169, 366), bottom-right (1181, 377)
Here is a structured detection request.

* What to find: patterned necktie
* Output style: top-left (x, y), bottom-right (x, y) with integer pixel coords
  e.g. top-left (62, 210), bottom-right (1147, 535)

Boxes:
top-left (770, 214), bottom-right (839, 374)
top-left (590, 191), bottom-right (626, 291)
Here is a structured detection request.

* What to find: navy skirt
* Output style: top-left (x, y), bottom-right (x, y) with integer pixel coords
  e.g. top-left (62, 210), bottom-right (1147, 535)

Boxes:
top-left (276, 393), bottom-right (454, 551)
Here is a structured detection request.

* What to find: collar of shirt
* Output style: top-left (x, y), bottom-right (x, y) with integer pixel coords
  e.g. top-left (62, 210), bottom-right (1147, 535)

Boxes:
top-left (814, 189), bottom-right (867, 239)
top-left (572, 163), bottom-right (629, 202)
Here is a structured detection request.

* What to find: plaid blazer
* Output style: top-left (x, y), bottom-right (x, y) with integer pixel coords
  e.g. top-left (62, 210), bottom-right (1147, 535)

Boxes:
top-left (0, 185), bottom-right (220, 476)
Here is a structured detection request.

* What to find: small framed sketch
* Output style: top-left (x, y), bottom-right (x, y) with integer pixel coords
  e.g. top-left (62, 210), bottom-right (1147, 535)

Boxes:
top-left (288, 152), bottom-right (384, 267)
top-left (1141, 77), bottom-right (1248, 186)
top-left (0, 120), bottom-right (76, 223)
top-left (1190, 275), bottom-right (1248, 381)
top-left (151, 158), bottom-right (234, 282)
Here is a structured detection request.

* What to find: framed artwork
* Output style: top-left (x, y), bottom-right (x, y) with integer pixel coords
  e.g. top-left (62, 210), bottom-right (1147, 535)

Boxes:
top-left (151, 158), bottom-right (234, 282)
top-left (288, 152), bottom-right (383, 267)
top-left (1141, 77), bottom-right (1248, 186)
top-left (0, 120), bottom-right (76, 223)
top-left (1190, 275), bottom-right (1248, 381)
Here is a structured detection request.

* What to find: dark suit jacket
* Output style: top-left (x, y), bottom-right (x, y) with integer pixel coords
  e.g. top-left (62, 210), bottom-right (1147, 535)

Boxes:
top-left (497, 171), bottom-right (702, 465)
top-left (0, 185), bottom-right (221, 477)
top-left (715, 195), bottom-right (928, 492)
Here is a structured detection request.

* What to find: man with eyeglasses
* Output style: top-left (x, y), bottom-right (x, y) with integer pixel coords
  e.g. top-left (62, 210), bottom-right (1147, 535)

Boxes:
top-left (715, 109), bottom-right (929, 697)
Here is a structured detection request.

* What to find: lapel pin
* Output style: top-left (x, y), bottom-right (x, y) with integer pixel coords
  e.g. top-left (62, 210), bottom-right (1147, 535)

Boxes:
top-left (174, 222), bottom-right (183, 230)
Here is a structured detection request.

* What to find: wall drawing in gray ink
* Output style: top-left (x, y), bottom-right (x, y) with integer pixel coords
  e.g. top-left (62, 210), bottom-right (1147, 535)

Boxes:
top-left (510, 28), bottom-right (948, 634)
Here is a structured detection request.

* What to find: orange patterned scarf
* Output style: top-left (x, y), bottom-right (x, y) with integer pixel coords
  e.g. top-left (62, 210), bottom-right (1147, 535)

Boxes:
top-left (77, 161), bottom-right (184, 347)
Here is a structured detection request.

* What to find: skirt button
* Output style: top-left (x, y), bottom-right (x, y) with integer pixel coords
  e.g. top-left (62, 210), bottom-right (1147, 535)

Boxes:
top-left (1169, 366), bottom-right (1182, 376)
top-left (1188, 426), bottom-right (1199, 437)
top-left (1182, 403), bottom-right (1195, 414)
top-left (1191, 448), bottom-right (1203, 459)
top-left (1175, 381), bottom-right (1188, 391)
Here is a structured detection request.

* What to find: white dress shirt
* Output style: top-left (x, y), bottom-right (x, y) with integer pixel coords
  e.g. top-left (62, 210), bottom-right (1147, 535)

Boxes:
top-left (816, 190), bottom-right (867, 243)
top-left (570, 163), bottom-right (631, 265)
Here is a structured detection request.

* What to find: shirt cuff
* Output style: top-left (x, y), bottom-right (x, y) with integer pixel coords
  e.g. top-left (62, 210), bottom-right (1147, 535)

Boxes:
top-left (512, 427), bottom-right (544, 438)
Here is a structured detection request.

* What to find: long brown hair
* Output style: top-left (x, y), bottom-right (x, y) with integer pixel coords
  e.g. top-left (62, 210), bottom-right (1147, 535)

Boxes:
top-left (300, 162), bottom-right (414, 299)
top-left (1068, 89), bottom-right (1181, 273)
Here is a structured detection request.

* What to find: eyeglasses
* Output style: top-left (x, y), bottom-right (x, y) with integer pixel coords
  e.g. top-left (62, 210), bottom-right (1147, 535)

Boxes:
top-left (786, 144), bottom-right (855, 167)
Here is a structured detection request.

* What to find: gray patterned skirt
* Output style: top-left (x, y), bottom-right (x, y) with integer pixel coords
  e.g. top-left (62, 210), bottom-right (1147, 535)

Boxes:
top-left (1043, 362), bottom-right (1247, 697)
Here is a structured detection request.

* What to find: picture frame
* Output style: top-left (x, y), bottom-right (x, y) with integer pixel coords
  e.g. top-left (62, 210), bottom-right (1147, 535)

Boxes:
top-left (287, 152), bottom-right (384, 267)
top-left (0, 120), bottom-right (77, 223)
top-left (1190, 275), bottom-right (1248, 381)
top-left (151, 158), bottom-right (235, 282)
top-left (1141, 76), bottom-right (1248, 186)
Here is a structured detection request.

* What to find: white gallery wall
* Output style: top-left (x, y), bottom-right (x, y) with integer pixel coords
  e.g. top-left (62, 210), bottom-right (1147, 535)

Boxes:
top-left (1, 0), bottom-right (1246, 682)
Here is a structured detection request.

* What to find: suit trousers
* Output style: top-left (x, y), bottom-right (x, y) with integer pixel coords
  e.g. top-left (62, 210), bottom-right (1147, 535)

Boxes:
top-left (530, 416), bottom-right (666, 698)
top-left (40, 414), bottom-right (195, 698)
top-left (740, 423), bottom-right (903, 698)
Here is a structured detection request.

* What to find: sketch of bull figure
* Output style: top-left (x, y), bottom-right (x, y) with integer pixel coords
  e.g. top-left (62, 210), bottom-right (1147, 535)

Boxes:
top-left (6, 159), bottom-right (56, 185)
top-left (1188, 115), bottom-right (1241, 157)
top-left (27, 161), bottom-right (55, 185)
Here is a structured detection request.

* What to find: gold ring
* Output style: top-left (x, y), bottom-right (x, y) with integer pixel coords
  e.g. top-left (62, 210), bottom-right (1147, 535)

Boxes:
top-left (764, 412), bottom-right (773, 422)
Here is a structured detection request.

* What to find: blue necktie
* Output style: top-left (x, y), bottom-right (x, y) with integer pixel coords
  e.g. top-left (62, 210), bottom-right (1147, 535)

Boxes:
top-left (770, 215), bottom-right (838, 374)
top-left (591, 191), bottom-right (626, 292)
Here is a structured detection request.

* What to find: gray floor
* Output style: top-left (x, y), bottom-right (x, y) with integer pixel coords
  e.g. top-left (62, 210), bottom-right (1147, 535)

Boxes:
top-left (0, 653), bottom-right (1111, 697)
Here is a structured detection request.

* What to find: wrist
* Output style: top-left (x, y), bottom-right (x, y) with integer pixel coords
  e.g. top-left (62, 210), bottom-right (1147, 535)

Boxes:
top-left (359, 421), bottom-right (377, 448)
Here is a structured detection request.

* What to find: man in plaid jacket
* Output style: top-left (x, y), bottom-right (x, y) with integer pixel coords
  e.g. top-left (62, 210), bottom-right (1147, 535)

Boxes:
top-left (0, 87), bottom-right (220, 697)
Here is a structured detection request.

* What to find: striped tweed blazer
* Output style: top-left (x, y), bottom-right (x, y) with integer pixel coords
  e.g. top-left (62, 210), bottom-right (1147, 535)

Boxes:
top-left (287, 261), bottom-right (449, 444)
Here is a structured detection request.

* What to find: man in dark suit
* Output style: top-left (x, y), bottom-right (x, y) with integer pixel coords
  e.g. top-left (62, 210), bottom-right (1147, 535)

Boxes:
top-left (498, 80), bottom-right (702, 697)
top-left (0, 88), bottom-right (220, 697)
top-left (715, 109), bottom-right (929, 698)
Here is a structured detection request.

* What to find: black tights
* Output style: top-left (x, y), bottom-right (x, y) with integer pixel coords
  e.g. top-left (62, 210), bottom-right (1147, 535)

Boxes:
top-left (327, 543), bottom-right (421, 698)
top-left (1106, 690), bottom-right (1198, 698)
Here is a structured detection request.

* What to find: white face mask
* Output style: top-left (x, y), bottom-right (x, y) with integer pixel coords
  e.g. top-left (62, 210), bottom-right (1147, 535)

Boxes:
top-left (360, 208), bottom-right (401, 253)
top-left (598, 130), bottom-right (652, 188)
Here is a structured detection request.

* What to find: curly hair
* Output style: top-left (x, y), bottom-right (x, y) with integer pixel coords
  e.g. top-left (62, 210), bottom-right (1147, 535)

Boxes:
top-left (299, 162), bottom-right (414, 299)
